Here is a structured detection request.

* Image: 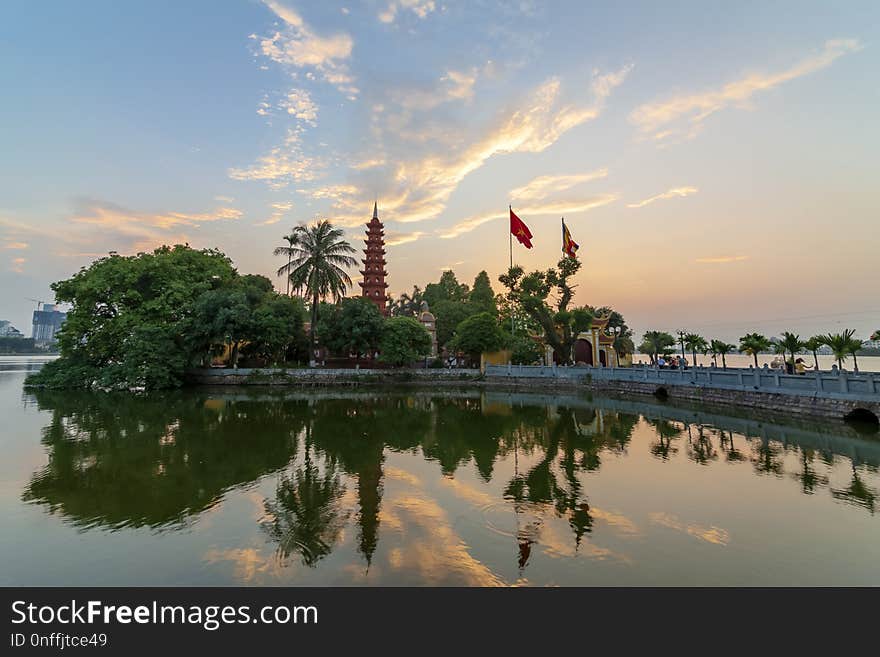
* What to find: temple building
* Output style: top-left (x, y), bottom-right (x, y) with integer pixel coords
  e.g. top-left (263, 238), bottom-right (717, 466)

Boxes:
top-left (572, 315), bottom-right (631, 367)
top-left (359, 202), bottom-right (389, 316)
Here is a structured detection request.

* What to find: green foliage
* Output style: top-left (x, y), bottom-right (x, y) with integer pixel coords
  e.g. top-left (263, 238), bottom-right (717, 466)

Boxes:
top-left (872, 330), bottom-right (880, 342)
top-left (245, 295), bottom-right (308, 365)
top-left (0, 337), bottom-right (39, 354)
top-left (818, 329), bottom-right (863, 369)
top-left (27, 245), bottom-right (236, 390)
top-left (423, 270), bottom-right (469, 308)
top-left (639, 330), bottom-right (676, 364)
top-left (498, 257), bottom-right (591, 364)
top-left (389, 285), bottom-right (424, 317)
top-left (433, 299), bottom-right (475, 348)
top-left (275, 221), bottom-right (357, 349)
top-left (317, 297), bottom-right (384, 357)
top-left (683, 333), bottom-right (709, 365)
top-left (739, 332), bottom-right (771, 367)
top-left (468, 271), bottom-right (497, 314)
top-left (708, 339), bottom-right (737, 368)
top-left (451, 312), bottom-right (506, 362)
top-left (776, 331), bottom-right (805, 366)
top-left (379, 317), bottom-right (432, 366)
top-left (506, 333), bottom-right (542, 365)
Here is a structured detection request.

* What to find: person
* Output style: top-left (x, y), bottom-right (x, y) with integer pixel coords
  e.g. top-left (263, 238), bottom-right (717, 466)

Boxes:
top-left (657, 356), bottom-right (666, 368)
top-left (680, 356), bottom-right (688, 370)
top-left (794, 358), bottom-right (811, 375)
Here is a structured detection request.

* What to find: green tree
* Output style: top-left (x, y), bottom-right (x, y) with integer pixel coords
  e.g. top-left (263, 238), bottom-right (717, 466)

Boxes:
top-left (274, 232), bottom-right (297, 296)
top-left (738, 332), bottom-right (771, 368)
top-left (804, 336), bottom-right (823, 371)
top-left (776, 332), bottom-right (805, 370)
top-left (683, 332), bottom-right (709, 367)
top-left (27, 245), bottom-right (236, 390)
top-left (451, 312), bottom-right (506, 363)
top-left (277, 221), bottom-right (357, 356)
top-left (317, 297), bottom-right (385, 357)
top-left (246, 295), bottom-right (308, 365)
top-left (506, 333), bottom-right (543, 365)
top-left (872, 330), bottom-right (880, 341)
top-left (639, 331), bottom-right (676, 365)
top-left (819, 329), bottom-right (862, 370)
top-left (390, 285), bottom-right (424, 317)
top-left (468, 271), bottom-right (497, 315)
top-left (379, 317), bottom-right (432, 366)
top-left (433, 299), bottom-right (475, 348)
top-left (423, 270), bottom-right (469, 308)
top-left (709, 339), bottom-right (736, 368)
top-left (499, 258), bottom-right (592, 364)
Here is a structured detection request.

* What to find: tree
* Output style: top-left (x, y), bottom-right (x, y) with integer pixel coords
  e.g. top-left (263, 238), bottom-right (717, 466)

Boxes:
top-left (499, 258), bottom-right (592, 364)
top-left (423, 270), bottom-right (469, 308)
top-left (776, 332), bottom-right (805, 369)
top-left (379, 317), bottom-right (432, 366)
top-left (276, 221), bottom-right (357, 357)
top-left (468, 271), bottom-right (497, 315)
top-left (683, 333), bottom-right (709, 367)
top-left (390, 285), bottom-right (424, 317)
top-left (246, 295), bottom-right (308, 365)
top-left (709, 339), bottom-right (736, 368)
top-left (433, 299), bottom-right (475, 348)
top-left (819, 329), bottom-right (862, 370)
top-left (639, 331), bottom-right (676, 365)
top-left (273, 232), bottom-right (297, 296)
top-left (506, 333), bottom-right (542, 365)
top-left (317, 297), bottom-right (385, 357)
top-left (27, 245), bottom-right (236, 390)
top-left (804, 336), bottom-right (823, 371)
top-left (739, 332), bottom-right (771, 368)
top-left (872, 330), bottom-right (880, 342)
top-left (452, 312), bottom-right (506, 363)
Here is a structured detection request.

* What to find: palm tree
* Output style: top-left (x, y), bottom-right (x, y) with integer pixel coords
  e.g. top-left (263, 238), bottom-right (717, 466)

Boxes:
top-left (273, 233), bottom-right (297, 296)
top-left (709, 339), bottom-right (736, 368)
top-left (819, 329), bottom-right (862, 371)
top-left (776, 332), bottom-right (804, 371)
top-left (683, 333), bottom-right (708, 367)
top-left (804, 336), bottom-right (823, 371)
top-left (739, 332), bottom-right (771, 368)
top-left (390, 285), bottom-right (424, 317)
top-left (639, 330), bottom-right (675, 365)
top-left (276, 220), bottom-right (357, 355)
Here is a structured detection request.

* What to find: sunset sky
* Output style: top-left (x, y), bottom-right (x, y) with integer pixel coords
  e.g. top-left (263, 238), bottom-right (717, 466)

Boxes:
top-left (1, 0), bottom-right (878, 341)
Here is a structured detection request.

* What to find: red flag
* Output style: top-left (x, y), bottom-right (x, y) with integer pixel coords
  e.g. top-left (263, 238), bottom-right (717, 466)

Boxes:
top-left (509, 207), bottom-right (533, 248)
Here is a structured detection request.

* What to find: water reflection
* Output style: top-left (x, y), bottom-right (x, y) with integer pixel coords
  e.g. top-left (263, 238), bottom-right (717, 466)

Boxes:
top-left (21, 387), bottom-right (880, 580)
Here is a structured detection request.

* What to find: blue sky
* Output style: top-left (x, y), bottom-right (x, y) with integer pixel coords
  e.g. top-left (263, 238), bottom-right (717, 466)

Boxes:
top-left (1, 1), bottom-right (878, 340)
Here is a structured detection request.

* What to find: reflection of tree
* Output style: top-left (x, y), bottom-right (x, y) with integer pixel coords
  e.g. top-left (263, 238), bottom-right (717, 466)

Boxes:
top-left (686, 424), bottom-right (718, 465)
top-left (718, 430), bottom-right (747, 463)
top-left (831, 465), bottom-right (876, 514)
top-left (649, 418), bottom-right (683, 460)
top-left (23, 389), bottom-right (305, 529)
top-left (750, 435), bottom-right (785, 476)
top-left (791, 449), bottom-right (829, 495)
top-left (262, 434), bottom-right (349, 567)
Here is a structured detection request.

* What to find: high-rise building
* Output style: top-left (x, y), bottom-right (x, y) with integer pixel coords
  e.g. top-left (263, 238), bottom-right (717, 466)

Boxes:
top-left (31, 304), bottom-right (66, 348)
top-left (0, 320), bottom-right (24, 338)
top-left (359, 202), bottom-right (389, 316)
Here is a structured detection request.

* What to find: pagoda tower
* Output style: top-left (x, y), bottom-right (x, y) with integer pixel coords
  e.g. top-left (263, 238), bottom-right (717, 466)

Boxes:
top-left (359, 202), bottom-right (389, 316)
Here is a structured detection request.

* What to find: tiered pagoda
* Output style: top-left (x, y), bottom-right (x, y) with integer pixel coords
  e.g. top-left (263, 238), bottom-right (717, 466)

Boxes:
top-left (359, 202), bottom-right (389, 316)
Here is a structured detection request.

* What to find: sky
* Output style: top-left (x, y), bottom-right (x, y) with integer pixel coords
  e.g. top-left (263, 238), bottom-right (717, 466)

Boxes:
top-left (1, 0), bottom-right (878, 342)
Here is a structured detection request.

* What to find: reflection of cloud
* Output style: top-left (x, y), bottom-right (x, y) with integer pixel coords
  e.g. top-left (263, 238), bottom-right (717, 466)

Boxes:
top-left (631, 39), bottom-right (861, 143)
top-left (439, 477), bottom-right (495, 508)
top-left (511, 169), bottom-right (608, 201)
top-left (695, 255), bottom-right (750, 264)
top-left (202, 547), bottom-right (280, 583)
top-left (649, 511), bottom-right (730, 545)
top-left (591, 507), bottom-right (640, 535)
top-left (440, 194), bottom-right (618, 239)
top-left (382, 494), bottom-right (504, 585)
top-left (627, 186), bottom-right (697, 208)
top-left (384, 466), bottom-right (422, 487)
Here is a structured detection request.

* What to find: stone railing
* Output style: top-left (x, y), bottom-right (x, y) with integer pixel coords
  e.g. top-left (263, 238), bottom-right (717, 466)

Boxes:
top-left (484, 363), bottom-right (880, 401)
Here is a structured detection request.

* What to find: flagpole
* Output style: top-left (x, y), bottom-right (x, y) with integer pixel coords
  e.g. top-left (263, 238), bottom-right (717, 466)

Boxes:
top-left (509, 205), bottom-right (514, 335)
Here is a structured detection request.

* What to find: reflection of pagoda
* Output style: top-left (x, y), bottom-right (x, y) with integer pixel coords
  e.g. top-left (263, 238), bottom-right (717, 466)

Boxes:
top-left (359, 202), bottom-right (388, 316)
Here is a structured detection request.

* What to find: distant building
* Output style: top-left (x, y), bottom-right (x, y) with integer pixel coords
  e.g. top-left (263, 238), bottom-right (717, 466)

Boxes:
top-left (418, 302), bottom-right (437, 357)
top-left (0, 320), bottom-right (24, 338)
top-left (32, 304), bottom-right (66, 348)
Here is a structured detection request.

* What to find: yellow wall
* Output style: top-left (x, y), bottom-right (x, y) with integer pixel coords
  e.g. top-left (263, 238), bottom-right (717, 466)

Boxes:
top-left (480, 349), bottom-right (512, 372)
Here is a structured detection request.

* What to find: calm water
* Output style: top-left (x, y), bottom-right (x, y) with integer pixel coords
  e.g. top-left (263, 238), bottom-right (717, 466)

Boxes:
top-left (1, 357), bottom-right (878, 586)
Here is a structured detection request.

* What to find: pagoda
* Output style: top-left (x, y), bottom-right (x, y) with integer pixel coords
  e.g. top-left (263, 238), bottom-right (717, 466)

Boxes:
top-left (359, 202), bottom-right (389, 316)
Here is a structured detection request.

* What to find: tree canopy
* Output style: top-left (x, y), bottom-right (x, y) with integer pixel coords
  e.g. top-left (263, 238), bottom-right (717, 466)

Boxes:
top-left (317, 297), bottom-right (385, 357)
top-left (379, 317), bottom-right (432, 366)
top-left (452, 312), bottom-right (506, 363)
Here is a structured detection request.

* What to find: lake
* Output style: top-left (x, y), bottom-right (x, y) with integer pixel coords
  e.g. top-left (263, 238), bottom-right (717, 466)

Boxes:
top-left (1, 357), bottom-right (878, 586)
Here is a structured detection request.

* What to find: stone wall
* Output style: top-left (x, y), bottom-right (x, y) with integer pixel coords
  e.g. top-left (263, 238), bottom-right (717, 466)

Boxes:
top-left (187, 368), bottom-right (482, 387)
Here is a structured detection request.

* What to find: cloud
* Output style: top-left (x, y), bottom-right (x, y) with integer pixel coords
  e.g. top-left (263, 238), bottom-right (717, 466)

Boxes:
top-left (630, 39), bottom-right (862, 143)
top-left (229, 129), bottom-right (323, 188)
top-left (694, 255), bottom-right (750, 264)
top-left (10, 257), bottom-right (26, 273)
top-left (213, 195), bottom-right (235, 203)
top-left (627, 186), bottom-right (698, 208)
top-left (385, 230), bottom-right (426, 246)
top-left (279, 88), bottom-right (318, 124)
top-left (379, 0), bottom-right (436, 24)
top-left (440, 194), bottom-right (618, 239)
top-left (511, 168), bottom-right (609, 201)
top-left (2, 239), bottom-right (29, 250)
top-left (258, 0), bottom-right (357, 97)
top-left (258, 201), bottom-right (293, 226)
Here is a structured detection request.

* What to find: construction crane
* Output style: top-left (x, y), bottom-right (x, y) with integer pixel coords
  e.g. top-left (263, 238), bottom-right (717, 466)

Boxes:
top-left (26, 298), bottom-right (45, 311)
